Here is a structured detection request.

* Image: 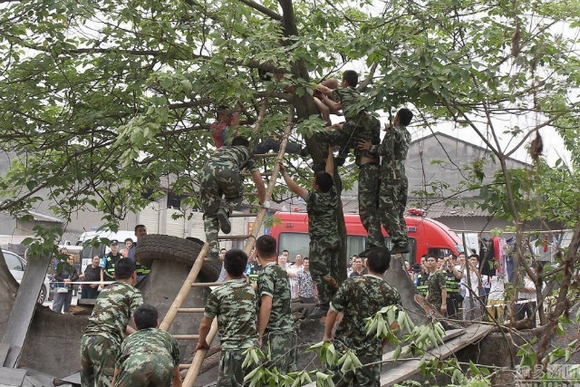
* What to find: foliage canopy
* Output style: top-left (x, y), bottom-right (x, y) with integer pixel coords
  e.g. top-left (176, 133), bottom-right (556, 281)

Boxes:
top-left (1, 0), bottom-right (579, 229)
top-left (2, 0), bottom-right (580, 376)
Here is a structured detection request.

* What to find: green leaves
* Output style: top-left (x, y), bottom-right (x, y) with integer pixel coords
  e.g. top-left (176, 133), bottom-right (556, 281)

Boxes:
top-left (306, 341), bottom-right (339, 367)
top-left (242, 346), bottom-right (266, 369)
top-left (336, 349), bottom-right (362, 376)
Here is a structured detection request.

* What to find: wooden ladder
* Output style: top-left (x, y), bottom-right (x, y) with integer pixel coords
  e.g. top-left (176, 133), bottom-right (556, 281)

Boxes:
top-left (159, 107), bottom-right (296, 387)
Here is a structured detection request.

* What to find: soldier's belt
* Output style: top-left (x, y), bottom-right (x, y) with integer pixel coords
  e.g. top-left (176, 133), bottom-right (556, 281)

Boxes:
top-left (211, 161), bottom-right (234, 166)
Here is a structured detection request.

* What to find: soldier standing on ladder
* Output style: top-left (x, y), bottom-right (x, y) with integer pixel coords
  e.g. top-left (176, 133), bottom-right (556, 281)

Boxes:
top-left (200, 135), bottom-right (266, 260)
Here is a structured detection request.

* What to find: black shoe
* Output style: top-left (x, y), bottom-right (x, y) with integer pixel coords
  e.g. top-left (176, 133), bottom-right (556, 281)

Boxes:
top-left (309, 305), bottom-right (329, 319)
top-left (217, 209), bottom-right (231, 234)
top-left (391, 244), bottom-right (410, 254)
top-left (299, 146), bottom-right (310, 158)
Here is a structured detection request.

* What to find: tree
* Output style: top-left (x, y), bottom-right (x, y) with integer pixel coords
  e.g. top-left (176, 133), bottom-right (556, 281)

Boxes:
top-left (2, 0), bottom-right (580, 373)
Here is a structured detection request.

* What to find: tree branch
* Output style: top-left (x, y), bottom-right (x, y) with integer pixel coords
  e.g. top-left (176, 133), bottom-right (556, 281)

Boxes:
top-left (238, 0), bottom-right (282, 20)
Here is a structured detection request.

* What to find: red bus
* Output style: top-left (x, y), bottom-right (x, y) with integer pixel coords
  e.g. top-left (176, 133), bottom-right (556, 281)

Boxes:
top-left (268, 211), bottom-right (463, 264)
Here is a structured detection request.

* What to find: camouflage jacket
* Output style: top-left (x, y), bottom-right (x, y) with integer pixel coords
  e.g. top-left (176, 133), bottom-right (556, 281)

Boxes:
top-left (332, 86), bottom-right (367, 121)
top-left (116, 328), bottom-right (180, 369)
top-left (83, 281), bottom-right (143, 346)
top-left (426, 270), bottom-right (447, 310)
top-left (204, 145), bottom-right (258, 173)
top-left (370, 124), bottom-right (411, 179)
top-left (257, 262), bottom-right (294, 334)
top-left (204, 278), bottom-right (258, 350)
top-left (306, 186), bottom-right (339, 242)
top-left (331, 274), bottom-right (402, 357)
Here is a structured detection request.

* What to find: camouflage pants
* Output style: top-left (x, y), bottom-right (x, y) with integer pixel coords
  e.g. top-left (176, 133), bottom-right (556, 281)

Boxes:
top-left (309, 238), bottom-right (341, 306)
top-left (331, 353), bottom-right (382, 387)
top-left (80, 334), bottom-right (118, 387)
top-left (264, 331), bottom-right (297, 374)
top-left (359, 163), bottom-right (383, 247)
top-left (115, 354), bottom-right (174, 387)
top-left (200, 161), bottom-right (243, 256)
top-left (316, 117), bottom-right (380, 162)
top-left (378, 173), bottom-right (408, 247)
top-left (218, 348), bottom-right (249, 387)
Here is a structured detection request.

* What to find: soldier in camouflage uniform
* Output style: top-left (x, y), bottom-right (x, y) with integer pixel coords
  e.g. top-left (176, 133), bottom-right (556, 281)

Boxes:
top-left (255, 235), bottom-right (297, 374)
top-left (425, 254), bottom-right (448, 314)
top-left (323, 246), bottom-right (402, 387)
top-left (316, 70), bottom-right (383, 250)
top-left (200, 136), bottom-right (266, 260)
top-left (359, 108), bottom-right (413, 254)
top-left (80, 258), bottom-right (143, 387)
top-left (113, 304), bottom-right (181, 387)
top-left (280, 148), bottom-right (341, 319)
top-left (197, 249), bottom-right (258, 387)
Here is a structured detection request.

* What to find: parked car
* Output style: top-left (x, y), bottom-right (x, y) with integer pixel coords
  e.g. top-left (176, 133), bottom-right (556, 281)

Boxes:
top-left (3, 249), bottom-right (51, 304)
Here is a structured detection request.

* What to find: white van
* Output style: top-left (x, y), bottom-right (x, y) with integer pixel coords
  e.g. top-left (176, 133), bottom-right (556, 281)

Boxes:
top-left (76, 230), bottom-right (136, 269)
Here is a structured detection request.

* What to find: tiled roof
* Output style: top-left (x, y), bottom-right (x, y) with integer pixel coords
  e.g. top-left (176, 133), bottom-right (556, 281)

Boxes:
top-left (406, 197), bottom-right (490, 218)
top-left (27, 211), bottom-right (64, 223)
top-left (272, 193), bottom-right (489, 219)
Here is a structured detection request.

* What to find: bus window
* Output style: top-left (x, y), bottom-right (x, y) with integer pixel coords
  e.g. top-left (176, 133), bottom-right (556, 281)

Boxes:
top-left (278, 232), bottom-right (310, 258)
top-left (427, 247), bottom-right (454, 258)
top-left (277, 231), bottom-right (420, 265)
top-left (346, 235), bottom-right (366, 258)
top-left (279, 233), bottom-right (367, 266)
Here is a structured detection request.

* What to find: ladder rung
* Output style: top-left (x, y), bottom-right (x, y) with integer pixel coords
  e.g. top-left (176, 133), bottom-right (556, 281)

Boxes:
top-left (177, 307), bottom-right (206, 313)
top-left (159, 108), bottom-right (294, 387)
top-left (191, 282), bottom-right (223, 288)
top-left (229, 212), bottom-right (258, 218)
top-left (174, 334), bottom-right (200, 340)
top-left (253, 153), bottom-right (279, 158)
top-left (217, 234), bottom-right (251, 240)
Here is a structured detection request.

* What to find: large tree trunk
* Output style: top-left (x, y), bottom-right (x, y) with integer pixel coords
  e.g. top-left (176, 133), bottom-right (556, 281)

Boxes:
top-left (278, 0), bottom-right (348, 282)
top-left (385, 254), bottom-right (432, 324)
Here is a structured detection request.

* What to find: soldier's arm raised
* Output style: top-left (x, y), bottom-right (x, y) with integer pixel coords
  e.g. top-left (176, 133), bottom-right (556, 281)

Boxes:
top-left (279, 163), bottom-right (307, 200)
top-left (325, 146), bottom-right (334, 176)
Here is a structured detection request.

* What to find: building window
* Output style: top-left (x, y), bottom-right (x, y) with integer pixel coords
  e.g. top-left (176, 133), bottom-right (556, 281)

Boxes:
top-left (167, 193), bottom-right (182, 210)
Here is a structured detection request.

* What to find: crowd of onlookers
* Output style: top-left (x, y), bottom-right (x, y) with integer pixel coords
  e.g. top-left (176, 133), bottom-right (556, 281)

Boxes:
top-left (51, 225), bottom-right (149, 314)
top-left (391, 251), bottom-right (540, 325)
top-left (219, 247), bottom-right (318, 305)
top-left (249, 248), bottom-right (541, 327)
